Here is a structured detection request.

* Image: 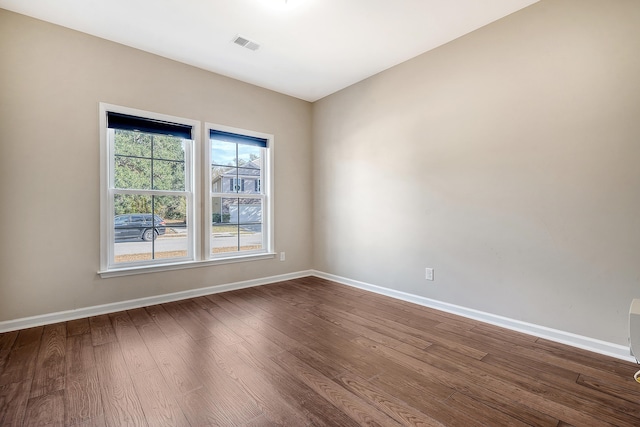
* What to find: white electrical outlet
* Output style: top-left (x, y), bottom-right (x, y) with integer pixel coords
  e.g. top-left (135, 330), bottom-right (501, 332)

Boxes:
top-left (280, 252), bottom-right (286, 261)
top-left (425, 268), bottom-right (434, 281)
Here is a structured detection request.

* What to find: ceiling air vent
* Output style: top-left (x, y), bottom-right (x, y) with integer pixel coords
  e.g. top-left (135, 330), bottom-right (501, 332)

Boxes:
top-left (233, 35), bottom-right (260, 51)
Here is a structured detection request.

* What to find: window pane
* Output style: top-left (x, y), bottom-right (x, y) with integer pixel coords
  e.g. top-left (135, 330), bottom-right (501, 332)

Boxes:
top-left (211, 166), bottom-right (239, 193)
top-left (153, 135), bottom-right (184, 161)
top-left (205, 127), bottom-right (270, 261)
top-left (153, 160), bottom-right (185, 191)
top-left (211, 138), bottom-right (237, 167)
top-left (238, 198), bottom-right (262, 225)
top-left (237, 167), bottom-right (261, 194)
top-left (113, 194), bottom-right (188, 264)
top-left (114, 194), bottom-right (153, 263)
top-left (153, 195), bottom-right (188, 260)
top-left (210, 197), bottom-right (263, 256)
top-left (240, 223), bottom-right (263, 252)
top-left (211, 223), bottom-right (239, 255)
top-left (114, 130), bottom-right (151, 157)
top-left (211, 197), bottom-right (238, 254)
top-left (237, 144), bottom-right (261, 168)
top-left (115, 157), bottom-right (151, 189)
top-left (114, 194), bottom-right (153, 216)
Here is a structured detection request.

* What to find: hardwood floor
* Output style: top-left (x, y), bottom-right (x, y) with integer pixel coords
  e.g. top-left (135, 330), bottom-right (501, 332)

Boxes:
top-left (1, 276), bottom-right (640, 426)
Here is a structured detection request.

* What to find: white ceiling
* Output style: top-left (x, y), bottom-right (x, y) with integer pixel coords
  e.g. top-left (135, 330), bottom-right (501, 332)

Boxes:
top-left (0, 0), bottom-right (539, 102)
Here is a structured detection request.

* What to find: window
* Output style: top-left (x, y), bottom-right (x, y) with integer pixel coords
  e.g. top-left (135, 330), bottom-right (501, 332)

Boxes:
top-left (100, 106), bottom-right (197, 272)
top-left (99, 104), bottom-right (273, 276)
top-left (208, 126), bottom-right (272, 258)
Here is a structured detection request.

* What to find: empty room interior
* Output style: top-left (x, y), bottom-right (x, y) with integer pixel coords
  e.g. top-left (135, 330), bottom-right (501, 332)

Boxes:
top-left (1, 0), bottom-right (640, 425)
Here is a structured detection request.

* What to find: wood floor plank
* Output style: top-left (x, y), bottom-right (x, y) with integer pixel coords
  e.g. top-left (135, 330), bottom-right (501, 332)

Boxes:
top-left (65, 333), bottom-right (102, 425)
top-left (202, 325), bottom-right (355, 426)
top-left (357, 337), bottom-right (560, 427)
top-left (228, 340), bottom-right (361, 427)
top-left (72, 414), bottom-right (106, 427)
top-left (135, 323), bottom-right (203, 396)
top-left (241, 315), bottom-right (348, 379)
top-left (130, 369), bottom-right (189, 427)
top-left (435, 321), bottom-right (634, 389)
top-left (193, 298), bottom-right (284, 356)
top-left (170, 335), bottom-right (286, 425)
top-left (226, 287), bottom-right (285, 317)
top-left (216, 289), bottom-right (274, 319)
top-left (143, 304), bottom-right (185, 337)
top-left (66, 318), bottom-right (90, 337)
top-left (535, 337), bottom-right (638, 377)
top-left (330, 284), bottom-right (478, 333)
top-left (204, 292), bottom-right (256, 319)
top-left (338, 304), bottom-right (486, 360)
top-left (256, 281), bottom-right (320, 309)
top-left (260, 313), bottom-right (387, 380)
top-left (125, 308), bottom-right (153, 328)
top-left (168, 336), bottom-right (261, 427)
top-left (161, 301), bottom-right (212, 340)
top-left (272, 349), bottom-right (404, 426)
top-left (65, 334), bottom-right (96, 378)
top-left (576, 373), bottom-right (640, 404)
top-left (478, 350), bottom-right (640, 425)
top-left (471, 322), bottom-right (538, 345)
top-left (109, 311), bottom-right (156, 375)
top-left (64, 367), bottom-right (102, 426)
top-left (398, 339), bottom-right (624, 426)
top-left (178, 385), bottom-right (250, 426)
top-left (0, 380), bottom-right (31, 426)
top-left (368, 366), bottom-right (488, 427)
top-left (29, 323), bottom-right (66, 399)
top-left (334, 370), bottom-right (449, 427)
top-left (242, 414), bottom-right (278, 427)
top-left (444, 392), bottom-right (531, 427)
top-left (0, 331), bottom-right (19, 372)
top-left (23, 389), bottom-right (64, 427)
top-left (89, 315), bottom-right (116, 347)
top-left (0, 327), bottom-right (43, 387)
top-left (480, 350), bottom-right (579, 384)
top-left (93, 342), bottom-right (147, 427)
top-left (313, 302), bottom-right (432, 349)
top-left (305, 288), bottom-right (483, 360)
top-left (178, 299), bottom-right (244, 345)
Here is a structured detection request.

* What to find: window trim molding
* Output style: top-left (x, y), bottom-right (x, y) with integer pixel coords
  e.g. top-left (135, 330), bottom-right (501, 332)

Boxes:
top-left (205, 122), bottom-right (274, 260)
top-left (98, 252), bottom-right (276, 278)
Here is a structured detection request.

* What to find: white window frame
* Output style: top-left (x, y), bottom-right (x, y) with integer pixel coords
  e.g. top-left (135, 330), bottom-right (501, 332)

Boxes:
top-left (205, 123), bottom-right (274, 260)
top-left (98, 105), bottom-right (275, 278)
top-left (99, 103), bottom-right (201, 276)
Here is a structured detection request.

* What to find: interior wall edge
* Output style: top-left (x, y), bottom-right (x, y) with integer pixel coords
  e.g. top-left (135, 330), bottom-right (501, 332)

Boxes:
top-left (312, 270), bottom-right (635, 363)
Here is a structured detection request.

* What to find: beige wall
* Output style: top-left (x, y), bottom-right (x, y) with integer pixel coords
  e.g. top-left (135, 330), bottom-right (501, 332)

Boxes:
top-left (312, 0), bottom-right (640, 345)
top-left (0, 10), bottom-right (313, 321)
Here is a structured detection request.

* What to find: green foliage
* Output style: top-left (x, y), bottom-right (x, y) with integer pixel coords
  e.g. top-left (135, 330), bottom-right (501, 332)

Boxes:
top-left (212, 213), bottom-right (231, 223)
top-left (114, 130), bottom-right (187, 220)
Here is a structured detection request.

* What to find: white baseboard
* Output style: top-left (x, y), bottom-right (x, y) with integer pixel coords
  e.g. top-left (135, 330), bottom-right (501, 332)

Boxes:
top-left (312, 270), bottom-right (635, 363)
top-left (0, 270), bottom-right (313, 333)
top-left (2, 268), bottom-right (634, 363)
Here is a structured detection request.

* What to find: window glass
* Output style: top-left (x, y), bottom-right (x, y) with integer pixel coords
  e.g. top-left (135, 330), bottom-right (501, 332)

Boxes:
top-left (209, 127), bottom-right (269, 258)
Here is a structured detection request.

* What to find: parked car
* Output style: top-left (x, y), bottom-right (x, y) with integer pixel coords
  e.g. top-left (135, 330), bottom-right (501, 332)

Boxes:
top-left (114, 214), bottom-right (166, 241)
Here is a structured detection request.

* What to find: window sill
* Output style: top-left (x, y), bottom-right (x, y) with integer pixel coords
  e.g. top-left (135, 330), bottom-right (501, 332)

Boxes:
top-left (98, 252), bottom-right (276, 278)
